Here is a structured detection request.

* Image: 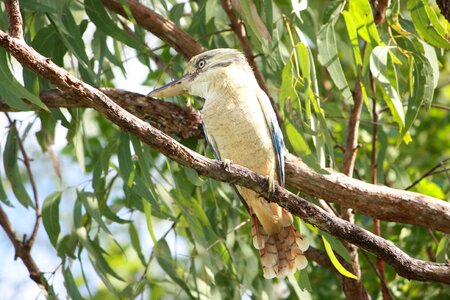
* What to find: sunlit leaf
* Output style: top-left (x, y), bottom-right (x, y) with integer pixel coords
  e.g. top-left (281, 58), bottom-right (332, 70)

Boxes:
top-left (370, 46), bottom-right (405, 130)
top-left (322, 235), bottom-right (357, 279)
top-left (408, 0), bottom-right (450, 49)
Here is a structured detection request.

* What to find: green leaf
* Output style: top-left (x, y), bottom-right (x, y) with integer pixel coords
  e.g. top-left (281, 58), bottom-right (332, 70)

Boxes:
top-left (238, 0), bottom-right (271, 46)
top-left (3, 125), bottom-right (34, 208)
top-left (408, 0), bottom-right (450, 49)
top-left (46, 6), bottom-right (96, 84)
top-left (0, 48), bottom-right (47, 110)
top-left (0, 148), bottom-right (12, 207)
top-left (401, 54), bottom-right (434, 142)
top-left (348, 0), bottom-right (381, 45)
top-left (317, 17), bottom-right (352, 103)
top-left (322, 235), bottom-right (357, 279)
top-left (118, 133), bottom-right (134, 186)
top-left (73, 128), bottom-right (85, 173)
top-left (370, 46), bottom-right (405, 129)
top-left (321, 231), bottom-right (352, 263)
top-left (63, 266), bottom-right (86, 300)
top-left (76, 227), bottom-right (123, 294)
top-left (85, 0), bottom-right (143, 50)
top-left (42, 191), bottom-right (62, 247)
top-left (129, 223), bottom-right (146, 265)
top-left (436, 235), bottom-right (448, 263)
top-left (78, 191), bottom-right (111, 234)
top-left (342, 11), bottom-right (363, 67)
top-left (143, 198), bottom-right (158, 244)
top-left (154, 239), bottom-right (193, 297)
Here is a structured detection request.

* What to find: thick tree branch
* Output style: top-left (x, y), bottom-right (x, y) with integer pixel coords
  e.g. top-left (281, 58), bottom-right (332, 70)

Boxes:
top-left (4, 0), bottom-right (23, 38)
top-left (102, 0), bottom-right (204, 60)
top-left (1, 30), bottom-right (449, 284)
top-left (220, 0), bottom-right (283, 125)
top-left (1, 89), bottom-right (449, 233)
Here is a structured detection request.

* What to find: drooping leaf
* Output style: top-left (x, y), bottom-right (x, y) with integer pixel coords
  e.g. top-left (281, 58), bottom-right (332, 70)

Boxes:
top-left (436, 235), bottom-right (449, 263)
top-left (317, 17), bottom-right (352, 103)
top-left (0, 48), bottom-right (47, 110)
top-left (370, 46), bottom-right (405, 130)
top-left (348, 0), bottom-right (381, 45)
top-left (42, 191), bottom-right (62, 247)
top-left (62, 265), bottom-right (86, 300)
top-left (3, 125), bottom-right (34, 208)
top-left (322, 235), bottom-right (357, 279)
top-left (154, 239), bottom-right (193, 297)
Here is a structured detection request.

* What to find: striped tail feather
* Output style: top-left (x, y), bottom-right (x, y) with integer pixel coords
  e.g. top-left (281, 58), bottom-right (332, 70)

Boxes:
top-left (251, 209), bottom-right (309, 279)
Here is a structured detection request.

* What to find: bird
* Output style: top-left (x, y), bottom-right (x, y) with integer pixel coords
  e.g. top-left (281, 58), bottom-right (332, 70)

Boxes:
top-left (148, 48), bottom-right (309, 278)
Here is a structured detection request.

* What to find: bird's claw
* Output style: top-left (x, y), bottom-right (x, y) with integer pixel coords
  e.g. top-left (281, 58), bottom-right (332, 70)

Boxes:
top-left (267, 176), bottom-right (276, 194)
top-left (222, 159), bottom-right (232, 171)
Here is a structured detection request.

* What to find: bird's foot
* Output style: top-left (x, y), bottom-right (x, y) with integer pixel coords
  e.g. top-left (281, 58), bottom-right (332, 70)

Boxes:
top-left (222, 159), bottom-right (232, 171)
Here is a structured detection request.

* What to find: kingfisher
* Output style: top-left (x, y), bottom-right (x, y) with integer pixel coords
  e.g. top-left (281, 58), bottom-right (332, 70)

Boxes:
top-left (148, 48), bottom-right (309, 278)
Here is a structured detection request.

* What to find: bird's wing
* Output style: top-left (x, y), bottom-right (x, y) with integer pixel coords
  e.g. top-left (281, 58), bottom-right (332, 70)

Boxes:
top-left (201, 119), bottom-right (250, 212)
top-left (201, 121), bottom-right (221, 160)
top-left (255, 88), bottom-right (285, 186)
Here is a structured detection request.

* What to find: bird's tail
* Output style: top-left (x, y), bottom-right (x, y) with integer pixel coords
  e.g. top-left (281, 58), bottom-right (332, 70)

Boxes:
top-left (251, 209), bottom-right (309, 279)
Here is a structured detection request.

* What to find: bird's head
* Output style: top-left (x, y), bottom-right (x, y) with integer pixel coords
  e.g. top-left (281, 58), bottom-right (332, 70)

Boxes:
top-left (148, 48), bottom-right (253, 99)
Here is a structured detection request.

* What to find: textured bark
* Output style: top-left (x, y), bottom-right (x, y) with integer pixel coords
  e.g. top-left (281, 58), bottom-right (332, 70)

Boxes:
top-left (1, 31), bottom-right (449, 284)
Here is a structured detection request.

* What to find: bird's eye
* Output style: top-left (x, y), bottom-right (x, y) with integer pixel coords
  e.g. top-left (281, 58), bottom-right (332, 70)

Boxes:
top-left (197, 59), bottom-right (206, 69)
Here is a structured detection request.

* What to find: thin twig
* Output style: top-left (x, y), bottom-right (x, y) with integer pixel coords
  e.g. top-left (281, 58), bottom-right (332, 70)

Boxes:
top-left (361, 250), bottom-right (395, 300)
top-left (0, 205), bottom-right (50, 293)
top-left (5, 114), bottom-right (41, 250)
top-left (370, 80), bottom-right (391, 300)
top-left (341, 77), bottom-right (368, 300)
top-left (405, 158), bottom-right (450, 191)
top-left (4, 0), bottom-right (23, 38)
top-left (220, 0), bottom-right (283, 125)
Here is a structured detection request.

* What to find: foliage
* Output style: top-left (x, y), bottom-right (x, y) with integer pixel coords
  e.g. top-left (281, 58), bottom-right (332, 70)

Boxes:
top-left (0, 0), bottom-right (449, 299)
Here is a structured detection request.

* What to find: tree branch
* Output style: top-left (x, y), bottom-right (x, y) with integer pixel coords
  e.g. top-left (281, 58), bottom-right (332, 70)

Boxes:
top-left (220, 0), bottom-right (283, 125)
top-left (1, 30), bottom-right (449, 284)
top-left (341, 76), bottom-right (368, 300)
top-left (0, 205), bottom-right (50, 293)
top-left (102, 0), bottom-right (204, 60)
top-left (1, 89), bottom-right (449, 233)
top-left (4, 0), bottom-right (23, 38)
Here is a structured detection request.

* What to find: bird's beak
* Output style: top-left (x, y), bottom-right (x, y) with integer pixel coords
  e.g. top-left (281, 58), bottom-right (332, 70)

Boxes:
top-left (147, 72), bottom-right (195, 97)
